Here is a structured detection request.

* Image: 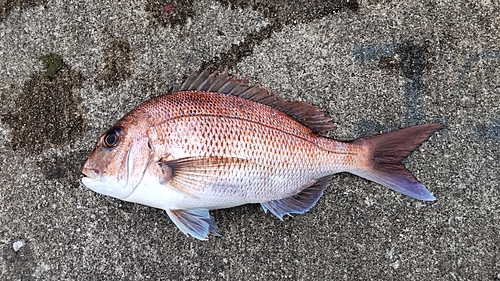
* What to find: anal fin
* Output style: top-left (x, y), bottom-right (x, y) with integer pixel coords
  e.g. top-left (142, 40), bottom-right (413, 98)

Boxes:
top-left (261, 175), bottom-right (333, 219)
top-left (166, 209), bottom-right (220, 240)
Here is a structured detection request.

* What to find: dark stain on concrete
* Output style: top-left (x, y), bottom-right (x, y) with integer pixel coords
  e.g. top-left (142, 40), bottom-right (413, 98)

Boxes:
top-left (95, 38), bottom-right (133, 90)
top-left (458, 50), bottom-right (500, 143)
top-left (202, 22), bottom-right (276, 71)
top-left (145, 0), bottom-right (195, 28)
top-left (204, 0), bottom-right (359, 70)
top-left (0, 0), bottom-right (48, 22)
top-left (458, 50), bottom-right (500, 88)
top-left (473, 118), bottom-right (500, 142)
top-left (354, 42), bottom-right (428, 126)
top-left (354, 120), bottom-right (391, 138)
top-left (37, 149), bottom-right (89, 188)
top-left (1, 65), bottom-right (86, 153)
top-left (219, 0), bottom-right (359, 25)
top-left (1, 242), bottom-right (36, 280)
top-left (144, 0), bottom-right (358, 70)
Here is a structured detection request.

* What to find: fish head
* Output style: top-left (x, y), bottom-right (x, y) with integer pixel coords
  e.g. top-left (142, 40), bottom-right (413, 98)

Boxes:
top-left (82, 121), bottom-right (153, 200)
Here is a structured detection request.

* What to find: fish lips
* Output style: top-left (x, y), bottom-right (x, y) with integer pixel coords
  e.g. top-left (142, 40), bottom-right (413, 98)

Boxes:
top-left (81, 167), bottom-right (132, 200)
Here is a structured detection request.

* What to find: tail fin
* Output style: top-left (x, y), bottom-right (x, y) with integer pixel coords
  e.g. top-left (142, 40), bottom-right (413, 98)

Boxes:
top-left (351, 123), bottom-right (442, 201)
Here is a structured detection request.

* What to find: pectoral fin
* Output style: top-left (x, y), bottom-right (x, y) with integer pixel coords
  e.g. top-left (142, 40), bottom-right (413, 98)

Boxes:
top-left (261, 175), bottom-right (333, 219)
top-left (159, 156), bottom-right (249, 197)
top-left (166, 209), bottom-right (220, 240)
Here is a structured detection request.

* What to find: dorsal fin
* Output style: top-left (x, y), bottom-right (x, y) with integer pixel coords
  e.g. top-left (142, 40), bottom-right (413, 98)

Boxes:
top-left (173, 68), bottom-right (336, 133)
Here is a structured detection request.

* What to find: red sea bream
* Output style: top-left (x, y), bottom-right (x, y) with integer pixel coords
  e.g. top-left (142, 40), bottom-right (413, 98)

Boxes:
top-left (82, 69), bottom-right (442, 240)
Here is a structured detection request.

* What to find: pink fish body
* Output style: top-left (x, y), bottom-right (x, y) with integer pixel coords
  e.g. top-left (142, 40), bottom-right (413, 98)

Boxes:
top-left (82, 70), bottom-right (442, 240)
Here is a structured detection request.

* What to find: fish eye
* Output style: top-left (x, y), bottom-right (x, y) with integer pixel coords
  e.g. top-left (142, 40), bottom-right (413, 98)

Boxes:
top-left (103, 128), bottom-right (121, 148)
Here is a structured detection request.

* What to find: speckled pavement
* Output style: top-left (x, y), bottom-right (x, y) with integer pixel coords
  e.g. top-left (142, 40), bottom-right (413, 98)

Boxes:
top-left (0, 0), bottom-right (499, 280)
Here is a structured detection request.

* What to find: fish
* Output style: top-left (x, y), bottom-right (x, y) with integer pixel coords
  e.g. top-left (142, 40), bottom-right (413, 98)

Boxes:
top-left (81, 69), bottom-right (442, 240)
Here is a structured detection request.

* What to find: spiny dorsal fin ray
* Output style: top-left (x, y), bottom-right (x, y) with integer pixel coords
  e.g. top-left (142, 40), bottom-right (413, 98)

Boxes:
top-left (174, 68), bottom-right (336, 133)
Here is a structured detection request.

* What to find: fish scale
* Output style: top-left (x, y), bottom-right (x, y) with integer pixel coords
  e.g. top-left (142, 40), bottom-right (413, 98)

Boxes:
top-left (82, 69), bottom-right (442, 240)
top-left (154, 109), bottom-right (337, 200)
top-left (141, 91), bottom-right (316, 139)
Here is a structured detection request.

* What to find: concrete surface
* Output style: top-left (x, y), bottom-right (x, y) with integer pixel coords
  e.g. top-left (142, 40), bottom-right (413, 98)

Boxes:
top-left (0, 0), bottom-right (499, 280)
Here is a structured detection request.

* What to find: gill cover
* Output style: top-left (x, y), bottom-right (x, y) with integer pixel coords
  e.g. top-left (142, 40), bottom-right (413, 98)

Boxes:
top-left (82, 126), bottom-right (153, 200)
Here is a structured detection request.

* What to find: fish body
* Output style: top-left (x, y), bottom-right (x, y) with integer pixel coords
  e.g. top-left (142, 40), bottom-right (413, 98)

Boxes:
top-left (82, 70), bottom-right (442, 240)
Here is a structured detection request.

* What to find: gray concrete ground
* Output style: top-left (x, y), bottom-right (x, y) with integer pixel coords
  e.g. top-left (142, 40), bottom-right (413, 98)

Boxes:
top-left (0, 0), bottom-right (499, 280)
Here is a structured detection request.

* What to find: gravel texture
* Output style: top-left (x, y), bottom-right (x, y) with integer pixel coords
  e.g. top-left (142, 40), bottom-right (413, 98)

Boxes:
top-left (0, 0), bottom-right (499, 280)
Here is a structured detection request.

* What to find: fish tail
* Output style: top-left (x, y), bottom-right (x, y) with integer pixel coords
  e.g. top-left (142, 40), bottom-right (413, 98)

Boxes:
top-left (350, 123), bottom-right (442, 201)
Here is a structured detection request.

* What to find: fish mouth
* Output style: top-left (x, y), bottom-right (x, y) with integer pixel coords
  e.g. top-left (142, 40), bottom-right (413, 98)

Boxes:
top-left (81, 167), bottom-right (132, 200)
top-left (82, 167), bottom-right (100, 180)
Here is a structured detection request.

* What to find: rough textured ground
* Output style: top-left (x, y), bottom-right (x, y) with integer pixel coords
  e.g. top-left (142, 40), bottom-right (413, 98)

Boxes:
top-left (1, 0), bottom-right (499, 280)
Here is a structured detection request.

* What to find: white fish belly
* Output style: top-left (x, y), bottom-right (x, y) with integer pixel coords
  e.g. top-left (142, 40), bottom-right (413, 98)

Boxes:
top-left (123, 161), bottom-right (342, 211)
